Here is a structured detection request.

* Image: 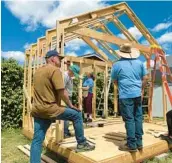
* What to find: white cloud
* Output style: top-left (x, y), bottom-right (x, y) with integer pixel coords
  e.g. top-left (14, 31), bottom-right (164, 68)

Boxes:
top-left (23, 42), bottom-right (32, 49)
top-left (141, 40), bottom-right (149, 45)
top-left (118, 26), bottom-right (142, 40)
top-left (5, 0), bottom-right (107, 31)
top-left (157, 32), bottom-right (172, 44)
top-left (151, 22), bottom-right (172, 32)
top-left (91, 39), bottom-right (99, 46)
top-left (84, 49), bottom-right (93, 55)
top-left (66, 38), bottom-right (87, 51)
top-left (65, 51), bottom-right (78, 57)
top-left (1, 51), bottom-right (25, 63)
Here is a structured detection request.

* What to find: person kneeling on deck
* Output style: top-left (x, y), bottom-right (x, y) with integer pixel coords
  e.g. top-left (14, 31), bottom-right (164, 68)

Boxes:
top-left (63, 64), bottom-right (80, 138)
top-left (160, 110), bottom-right (172, 144)
top-left (30, 50), bottom-right (95, 163)
top-left (111, 43), bottom-right (148, 152)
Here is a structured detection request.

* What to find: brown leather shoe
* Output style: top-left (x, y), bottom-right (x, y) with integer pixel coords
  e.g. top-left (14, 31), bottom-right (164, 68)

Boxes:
top-left (119, 143), bottom-right (137, 152)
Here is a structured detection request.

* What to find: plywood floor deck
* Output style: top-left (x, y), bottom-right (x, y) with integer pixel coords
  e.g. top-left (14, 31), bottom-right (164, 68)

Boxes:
top-left (23, 118), bottom-right (172, 163)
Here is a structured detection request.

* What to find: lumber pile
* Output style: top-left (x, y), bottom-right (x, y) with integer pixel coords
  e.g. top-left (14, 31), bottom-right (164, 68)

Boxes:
top-left (103, 132), bottom-right (126, 141)
top-left (17, 144), bottom-right (57, 163)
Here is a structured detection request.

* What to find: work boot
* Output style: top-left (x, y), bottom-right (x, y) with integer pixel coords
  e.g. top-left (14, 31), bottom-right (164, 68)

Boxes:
top-left (119, 143), bottom-right (137, 152)
top-left (75, 142), bottom-right (95, 152)
top-left (160, 135), bottom-right (172, 145)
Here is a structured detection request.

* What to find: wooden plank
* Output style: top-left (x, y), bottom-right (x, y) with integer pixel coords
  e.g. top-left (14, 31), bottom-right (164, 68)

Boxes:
top-left (106, 132), bottom-right (126, 138)
top-left (82, 36), bottom-right (108, 61)
top-left (78, 62), bottom-right (83, 111)
top-left (24, 144), bottom-right (57, 163)
top-left (65, 56), bottom-right (112, 67)
top-left (59, 2), bottom-right (126, 28)
top-left (92, 64), bottom-right (97, 119)
top-left (23, 122), bottom-right (172, 163)
top-left (103, 135), bottom-right (124, 141)
top-left (22, 54), bottom-right (27, 128)
top-left (104, 64), bottom-right (108, 118)
top-left (17, 145), bottom-right (46, 163)
top-left (71, 27), bottom-right (151, 54)
top-left (114, 83), bottom-right (118, 115)
top-left (124, 5), bottom-right (158, 45)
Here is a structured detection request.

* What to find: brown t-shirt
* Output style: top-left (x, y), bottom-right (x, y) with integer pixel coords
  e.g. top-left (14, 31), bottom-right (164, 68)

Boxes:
top-left (31, 64), bottom-right (65, 119)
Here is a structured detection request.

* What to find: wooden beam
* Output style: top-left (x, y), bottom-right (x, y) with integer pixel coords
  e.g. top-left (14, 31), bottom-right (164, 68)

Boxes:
top-left (78, 62), bottom-right (83, 111)
top-left (59, 2), bottom-right (126, 28)
top-left (92, 63), bottom-right (97, 119)
top-left (124, 4), bottom-right (159, 45)
top-left (114, 83), bottom-right (118, 116)
top-left (104, 64), bottom-right (108, 118)
top-left (82, 36), bottom-right (108, 61)
top-left (65, 56), bottom-right (112, 67)
top-left (72, 27), bottom-right (151, 54)
top-left (22, 54), bottom-right (27, 128)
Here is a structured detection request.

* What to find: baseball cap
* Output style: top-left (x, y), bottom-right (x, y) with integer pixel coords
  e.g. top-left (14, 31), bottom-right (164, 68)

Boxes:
top-left (69, 64), bottom-right (80, 78)
top-left (45, 50), bottom-right (64, 59)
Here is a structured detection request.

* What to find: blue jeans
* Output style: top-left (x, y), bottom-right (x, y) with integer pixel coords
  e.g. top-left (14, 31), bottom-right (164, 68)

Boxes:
top-left (64, 97), bottom-right (72, 135)
top-left (64, 120), bottom-right (70, 135)
top-left (30, 108), bottom-right (86, 163)
top-left (119, 96), bottom-right (143, 149)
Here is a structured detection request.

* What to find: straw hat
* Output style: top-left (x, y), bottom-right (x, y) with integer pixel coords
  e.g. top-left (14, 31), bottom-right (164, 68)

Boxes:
top-left (115, 43), bottom-right (140, 59)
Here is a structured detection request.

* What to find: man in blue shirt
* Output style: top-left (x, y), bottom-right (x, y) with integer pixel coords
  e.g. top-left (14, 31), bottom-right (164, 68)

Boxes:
top-left (111, 43), bottom-right (148, 152)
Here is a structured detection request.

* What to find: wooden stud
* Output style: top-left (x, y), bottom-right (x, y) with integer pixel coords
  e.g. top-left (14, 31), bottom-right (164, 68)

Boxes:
top-left (78, 61), bottom-right (83, 111)
top-left (103, 64), bottom-right (108, 118)
top-left (114, 82), bottom-right (118, 116)
top-left (92, 63), bottom-right (97, 119)
top-left (82, 36), bottom-right (108, 61)
top-left (124, 4), bottom-right (158, 45)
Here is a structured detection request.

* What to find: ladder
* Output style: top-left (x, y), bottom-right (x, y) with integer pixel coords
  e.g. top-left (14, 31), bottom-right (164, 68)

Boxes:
top-left (151, 45), bottom-right (172, 105)
top-left (97, 68), bottom-right (112, 112)
top-left (143, 45), bottom-right (172, 121)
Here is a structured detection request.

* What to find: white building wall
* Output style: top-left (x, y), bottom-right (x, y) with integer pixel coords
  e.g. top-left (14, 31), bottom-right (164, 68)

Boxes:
top-left (152, 85), bottom-right (172, 117)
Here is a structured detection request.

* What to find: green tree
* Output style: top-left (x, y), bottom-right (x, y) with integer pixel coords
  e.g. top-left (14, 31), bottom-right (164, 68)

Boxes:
top-left (1, 58), bottom-right (24, 128)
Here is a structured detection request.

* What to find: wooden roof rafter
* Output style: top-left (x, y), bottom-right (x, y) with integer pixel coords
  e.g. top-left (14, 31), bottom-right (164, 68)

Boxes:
top-left (56, 2), bottom-right (161, 61)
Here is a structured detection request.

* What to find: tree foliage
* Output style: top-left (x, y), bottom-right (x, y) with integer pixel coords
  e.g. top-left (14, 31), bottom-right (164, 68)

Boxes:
top-left (1, 58), bottom-right (24, 128)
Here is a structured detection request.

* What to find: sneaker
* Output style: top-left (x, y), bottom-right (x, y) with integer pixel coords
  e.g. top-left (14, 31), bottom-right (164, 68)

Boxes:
top-left (75, 142), bottom-right (95, 152)
top-left (84, 118), bottom-right (88, 123)
top-left (87, 118), bottom-right (93, 123)
top-left (119, 143), bottom-right (137, 152)
top-left (64, 133), bottom-right (72, 139)
top-left (137, 145), bottom-right (143, 150)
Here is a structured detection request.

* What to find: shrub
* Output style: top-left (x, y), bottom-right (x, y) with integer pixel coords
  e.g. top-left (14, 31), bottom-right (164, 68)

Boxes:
top-left (1, 58), bottom-right (24, 128)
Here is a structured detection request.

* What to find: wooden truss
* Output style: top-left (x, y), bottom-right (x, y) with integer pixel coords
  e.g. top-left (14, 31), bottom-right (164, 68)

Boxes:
top-left (23, 2), bottom-right (171, 144)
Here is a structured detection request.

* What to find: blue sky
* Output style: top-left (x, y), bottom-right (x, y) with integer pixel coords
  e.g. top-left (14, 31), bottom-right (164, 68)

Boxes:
top-left (1, 1), bottom-right (172, 64)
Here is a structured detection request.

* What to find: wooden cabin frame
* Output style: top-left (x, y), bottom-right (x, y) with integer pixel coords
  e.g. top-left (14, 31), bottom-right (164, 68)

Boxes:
top-left (23, 2), bottom-right (170, 146)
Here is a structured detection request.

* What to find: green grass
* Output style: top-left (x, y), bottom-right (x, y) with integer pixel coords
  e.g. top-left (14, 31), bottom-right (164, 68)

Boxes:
top-left (143, 152), bottom-right (172, 163)
top-left (2, 128), bottom-right (31, 163)
top-left (1, 128), bottom-right (66, 163)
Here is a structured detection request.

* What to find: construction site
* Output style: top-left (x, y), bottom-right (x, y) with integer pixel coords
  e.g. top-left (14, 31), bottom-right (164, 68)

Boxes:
top-left (21, 2), bottom-right (172, 163)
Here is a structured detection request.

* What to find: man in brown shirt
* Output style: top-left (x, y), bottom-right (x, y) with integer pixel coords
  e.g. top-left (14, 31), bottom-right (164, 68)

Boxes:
top-left (30, 50), bottom-right (95, 163)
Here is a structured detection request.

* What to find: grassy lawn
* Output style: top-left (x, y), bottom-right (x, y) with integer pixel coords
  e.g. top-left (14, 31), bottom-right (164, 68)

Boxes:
top-left (2, 128), bottom-right (31, 163)
top-left (1, 128), bottom-right (172, 163)
top-left (1, 128), bottom-right (66, 163)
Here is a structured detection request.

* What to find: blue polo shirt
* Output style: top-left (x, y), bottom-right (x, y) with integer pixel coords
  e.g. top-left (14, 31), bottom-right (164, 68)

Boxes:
top-left (83, 78), bottom-right (94, 93)
top-left (111, 58), bottom-right (148, 99)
